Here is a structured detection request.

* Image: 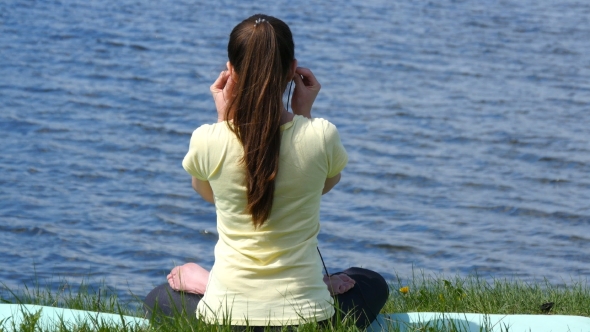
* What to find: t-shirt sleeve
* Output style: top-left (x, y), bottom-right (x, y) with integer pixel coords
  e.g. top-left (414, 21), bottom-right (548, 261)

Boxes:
top-left (182, 126), bottom-right (209, 181)
top-left (324, 122), bottom-right (348, 178)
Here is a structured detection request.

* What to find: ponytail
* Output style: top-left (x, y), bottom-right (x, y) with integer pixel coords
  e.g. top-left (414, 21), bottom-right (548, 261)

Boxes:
top-left (226, 15), bottom-right (294, 228)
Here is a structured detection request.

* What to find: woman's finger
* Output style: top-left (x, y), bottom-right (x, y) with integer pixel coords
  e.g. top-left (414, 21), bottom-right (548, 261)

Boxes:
top-left (292, 70), bottom-right (303, 85)
top-left (223, 72), bottom-right (235, 97)
top-left (211, 70), bottom-right (230, 93)
top-left (295, 66), bottom-right (312, 77)
top-left (295, 67), bottom-right (320, 89)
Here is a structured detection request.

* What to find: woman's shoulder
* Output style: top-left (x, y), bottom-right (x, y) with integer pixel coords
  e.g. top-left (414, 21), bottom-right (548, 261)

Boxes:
top-left (190, 122), bottom-right (231, 137)
top-left (292, 115), bottom-right (339, 132)
top-left (186, 122), bottom-right (236, 152)
top-left (287, 116), bottom-right (343, 149)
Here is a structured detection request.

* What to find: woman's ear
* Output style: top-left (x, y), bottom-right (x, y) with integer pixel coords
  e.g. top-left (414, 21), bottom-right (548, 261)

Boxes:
top-left (289, 59), bottom-right (298, 80)
top-left (227, 61), bottom-right (238, 82)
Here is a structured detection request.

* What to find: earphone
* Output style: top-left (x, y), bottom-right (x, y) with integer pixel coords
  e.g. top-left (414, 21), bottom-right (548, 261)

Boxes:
top-left (286, 79), bottom-right (294, 112)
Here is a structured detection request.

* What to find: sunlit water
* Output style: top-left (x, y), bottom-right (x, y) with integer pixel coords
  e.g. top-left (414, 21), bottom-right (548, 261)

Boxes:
top-left (1, 0), bottom-right (589, 301)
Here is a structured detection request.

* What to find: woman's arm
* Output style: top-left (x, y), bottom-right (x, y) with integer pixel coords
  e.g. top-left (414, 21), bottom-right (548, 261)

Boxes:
top-left (191, 176), bottom-right (214, 203)
top-left (322, 173), bottom-right (341, 195)
top-left (292, 67), bottom-right (343, 195)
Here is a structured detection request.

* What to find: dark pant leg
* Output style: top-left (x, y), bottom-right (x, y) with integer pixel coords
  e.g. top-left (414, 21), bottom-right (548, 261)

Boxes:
top-left (143, 283), bottom-right (203, 318)
top-left (331, 267), bottom-right (390, 329)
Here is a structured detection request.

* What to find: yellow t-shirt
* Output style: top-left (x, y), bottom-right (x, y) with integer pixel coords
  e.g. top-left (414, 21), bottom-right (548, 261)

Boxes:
top-left (182, 115), bottom-right (348, 326)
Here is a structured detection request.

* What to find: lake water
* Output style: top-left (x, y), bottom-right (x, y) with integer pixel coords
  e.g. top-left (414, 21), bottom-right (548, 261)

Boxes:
top-left (1, 0), bottom-right (589, 301)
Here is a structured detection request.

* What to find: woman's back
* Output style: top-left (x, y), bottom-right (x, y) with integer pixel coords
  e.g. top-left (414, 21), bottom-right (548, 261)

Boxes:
top-left (182, 115), bottom-right (347, 325)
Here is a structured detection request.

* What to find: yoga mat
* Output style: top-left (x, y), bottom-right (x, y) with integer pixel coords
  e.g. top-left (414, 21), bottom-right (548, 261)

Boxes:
top-left (0, 304), bottom-right (148, 330)
top-left (367, 312), bottom-right (590, 332)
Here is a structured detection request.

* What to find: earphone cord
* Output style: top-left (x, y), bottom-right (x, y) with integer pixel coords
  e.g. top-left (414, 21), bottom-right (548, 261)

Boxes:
top-left (286, 80), bottom-right (294, 113)
top-left (316, 247), bottom-right (330, 277)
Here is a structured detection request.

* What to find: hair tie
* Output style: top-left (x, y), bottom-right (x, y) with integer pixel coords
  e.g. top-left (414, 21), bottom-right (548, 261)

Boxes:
top-left (254, 18), bottom-right (266, 27)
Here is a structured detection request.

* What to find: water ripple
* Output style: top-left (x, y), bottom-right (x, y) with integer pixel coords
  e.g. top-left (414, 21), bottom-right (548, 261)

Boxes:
top-left (1, 0), bottom-right (589, 300)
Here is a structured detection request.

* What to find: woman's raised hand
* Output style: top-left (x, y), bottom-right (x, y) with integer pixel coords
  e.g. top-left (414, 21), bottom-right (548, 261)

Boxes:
top-left (210, 65), bottom-right (235, 122)
top-left (291, 67), bottom-right (321, 119)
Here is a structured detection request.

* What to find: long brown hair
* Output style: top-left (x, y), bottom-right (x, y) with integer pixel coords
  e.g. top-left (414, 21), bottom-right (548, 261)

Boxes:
top-left (225, 14), bottom-right (294, 228)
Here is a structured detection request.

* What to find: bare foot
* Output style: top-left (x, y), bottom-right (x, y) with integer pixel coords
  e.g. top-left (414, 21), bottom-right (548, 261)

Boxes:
top-left (167, 263), bottom-right (210, 295)
top-left (323, 274), bottom-right (355, 296)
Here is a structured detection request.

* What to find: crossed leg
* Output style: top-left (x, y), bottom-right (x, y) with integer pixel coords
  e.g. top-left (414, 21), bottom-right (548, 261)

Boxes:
top-left (167, 262), bottom-right (355, 296)
top-left (145, 265), bottom-right (388, 330)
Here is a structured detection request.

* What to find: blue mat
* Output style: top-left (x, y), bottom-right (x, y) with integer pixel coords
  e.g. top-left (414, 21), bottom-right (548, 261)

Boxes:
top-left (0, 304), bottom-right (148, 330)
top-left (367, 312), bottom-right (590, 332)
top-left (4, 304), bottom-right (590, 332)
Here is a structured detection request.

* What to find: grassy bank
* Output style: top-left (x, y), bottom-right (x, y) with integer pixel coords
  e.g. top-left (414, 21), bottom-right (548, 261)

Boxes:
top-left (1, 274), bottom-right (589, 331)
top-left (386, 272), bottom-right (590, 317)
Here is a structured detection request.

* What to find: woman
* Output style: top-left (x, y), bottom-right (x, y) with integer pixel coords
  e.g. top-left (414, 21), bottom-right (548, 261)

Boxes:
top-left (144, 14), bottom-right (388, 329)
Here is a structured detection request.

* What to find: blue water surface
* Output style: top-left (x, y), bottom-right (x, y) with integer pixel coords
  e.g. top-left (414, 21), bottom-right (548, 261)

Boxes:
top-left (1, 0), bottom-right (589, 300)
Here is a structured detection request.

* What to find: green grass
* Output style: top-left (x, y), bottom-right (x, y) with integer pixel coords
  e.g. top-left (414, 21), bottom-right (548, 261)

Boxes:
top-left (1, 273), bottom-right (589, 331)
top-left (386, 272), bottom-right (590, 317)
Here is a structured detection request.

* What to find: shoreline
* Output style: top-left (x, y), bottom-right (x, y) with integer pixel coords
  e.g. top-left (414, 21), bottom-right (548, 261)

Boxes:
top-left (2, 274), bottom-right (589, 331)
